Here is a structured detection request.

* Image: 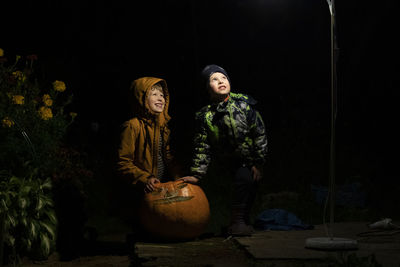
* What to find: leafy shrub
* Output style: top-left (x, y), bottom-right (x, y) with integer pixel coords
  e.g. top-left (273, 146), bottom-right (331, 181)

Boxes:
top-left (0, 50), bottom-right (75, 177)
top-left (0, 171), bottom-right (57, 263)
top-left (0, 49), bottom-right (76, 264)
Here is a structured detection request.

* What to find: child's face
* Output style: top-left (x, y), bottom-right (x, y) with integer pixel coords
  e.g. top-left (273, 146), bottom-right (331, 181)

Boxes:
top-left (147, 86), bottom-right (165, 114)
top-left (208, 72), bottom-right (231, 99)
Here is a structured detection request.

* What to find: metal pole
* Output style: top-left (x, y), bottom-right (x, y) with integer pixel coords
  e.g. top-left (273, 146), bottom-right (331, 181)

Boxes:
top-left (305, 0), bottom-right (357, 250)
top-left (329, 0), bottom-right (338, 239)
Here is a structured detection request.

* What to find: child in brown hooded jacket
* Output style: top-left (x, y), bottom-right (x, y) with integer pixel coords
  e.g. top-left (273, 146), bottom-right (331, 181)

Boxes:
top-left (117, 77), bottom-right (181, 193)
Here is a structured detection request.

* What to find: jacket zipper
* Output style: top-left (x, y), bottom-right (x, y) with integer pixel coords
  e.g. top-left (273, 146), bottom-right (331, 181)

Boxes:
top-left (151, 121), bottom-right (159, 177)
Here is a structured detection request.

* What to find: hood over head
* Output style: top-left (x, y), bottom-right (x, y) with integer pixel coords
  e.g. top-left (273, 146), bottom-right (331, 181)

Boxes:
top-left (130, 77), bottom-right (171, 125)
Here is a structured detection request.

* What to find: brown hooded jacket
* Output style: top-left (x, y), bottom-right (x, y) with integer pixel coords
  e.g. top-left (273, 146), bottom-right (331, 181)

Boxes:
top-left (117, 77), bottom-right (180, 185)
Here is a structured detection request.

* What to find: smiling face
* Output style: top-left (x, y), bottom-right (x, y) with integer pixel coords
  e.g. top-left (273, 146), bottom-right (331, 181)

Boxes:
top-left (208, 72), bottom-right (231, 101)
top-left (147, 84), bottom-right (165, 114)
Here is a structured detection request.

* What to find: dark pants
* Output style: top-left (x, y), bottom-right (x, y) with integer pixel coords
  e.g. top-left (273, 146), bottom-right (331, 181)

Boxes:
top-left (232, 166), bottom-right (258, 223)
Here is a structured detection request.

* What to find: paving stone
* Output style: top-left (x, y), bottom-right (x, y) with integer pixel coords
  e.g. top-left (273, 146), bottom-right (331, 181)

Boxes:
top-left (234, 222), bottom-right (400, 266)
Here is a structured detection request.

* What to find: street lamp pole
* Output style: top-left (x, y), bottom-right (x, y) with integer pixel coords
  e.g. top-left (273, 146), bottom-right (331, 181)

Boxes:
top-left (305, 0), bottom-right (358, 250)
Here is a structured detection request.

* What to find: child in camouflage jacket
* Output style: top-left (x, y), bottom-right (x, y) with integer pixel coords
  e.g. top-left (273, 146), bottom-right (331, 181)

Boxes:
top-left (182, 64), bottom-right (268, 236)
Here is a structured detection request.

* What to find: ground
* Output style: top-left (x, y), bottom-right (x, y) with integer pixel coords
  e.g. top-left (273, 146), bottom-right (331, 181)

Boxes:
top-left (17, 222), bottom-right (400, 267)
top-left (19, 234), bottom-right (252, 267)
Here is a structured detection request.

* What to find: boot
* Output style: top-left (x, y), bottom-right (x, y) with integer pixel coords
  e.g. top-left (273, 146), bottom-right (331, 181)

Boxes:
top-left (228, 204), bottom-right (254, 236)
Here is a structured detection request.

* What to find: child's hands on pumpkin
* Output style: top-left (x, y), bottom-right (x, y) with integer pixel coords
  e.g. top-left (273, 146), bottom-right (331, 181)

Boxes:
top-left (178, 176), bottom-right (199, 184)
top-left (145, 177), bottom-right (160, 193)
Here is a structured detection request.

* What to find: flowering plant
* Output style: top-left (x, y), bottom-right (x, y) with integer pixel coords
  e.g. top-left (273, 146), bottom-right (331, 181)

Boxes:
top-left (0, 49), bottom-right (76, 176)
top-left (0, 49), bottom-right (77, 263)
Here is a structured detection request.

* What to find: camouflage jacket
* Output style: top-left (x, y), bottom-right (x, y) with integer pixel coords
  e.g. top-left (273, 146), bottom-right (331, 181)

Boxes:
top-left (190, 92), bottom-right (268, 179)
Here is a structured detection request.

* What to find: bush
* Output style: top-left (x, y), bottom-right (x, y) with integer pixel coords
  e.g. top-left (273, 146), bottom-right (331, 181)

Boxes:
top-left (0, 50), bottom-right (75, 177)
top-left (0, 48), bottom-right (77, 264)
top-left (0, 171), bottom-right (57, 263)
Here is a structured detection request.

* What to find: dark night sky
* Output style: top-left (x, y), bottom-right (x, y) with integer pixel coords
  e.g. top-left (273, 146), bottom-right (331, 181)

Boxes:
top-left (1, 0), bottom-right (399, 198)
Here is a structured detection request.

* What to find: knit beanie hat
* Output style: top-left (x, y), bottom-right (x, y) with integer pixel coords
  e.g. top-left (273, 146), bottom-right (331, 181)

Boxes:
top-left (201, 64), bottom-right (230, 87)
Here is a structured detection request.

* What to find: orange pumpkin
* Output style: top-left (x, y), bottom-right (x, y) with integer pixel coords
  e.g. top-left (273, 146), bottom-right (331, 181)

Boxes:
top-left (139, 180), bottom-right (210, 240)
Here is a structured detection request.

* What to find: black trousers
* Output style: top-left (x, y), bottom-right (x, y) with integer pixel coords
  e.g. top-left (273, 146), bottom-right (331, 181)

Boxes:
top-left (232, 166), bottom-right (258, 212)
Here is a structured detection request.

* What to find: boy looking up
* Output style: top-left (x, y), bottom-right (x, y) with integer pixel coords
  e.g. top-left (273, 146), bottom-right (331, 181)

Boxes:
top-left (182, 65), bottom-right (268, 236)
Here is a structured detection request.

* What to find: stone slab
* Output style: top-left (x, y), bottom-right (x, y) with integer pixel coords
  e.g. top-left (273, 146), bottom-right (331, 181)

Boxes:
top-left (135, 237), bottom-right (251, 267)
top-left (234, 221), bottom-right (400, 266)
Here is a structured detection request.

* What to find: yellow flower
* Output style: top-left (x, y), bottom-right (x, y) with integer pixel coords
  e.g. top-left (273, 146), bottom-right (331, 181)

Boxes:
top-left (38, 106), bottom-right (53, 120)
top-left (12, 70), bottom-right (26, 82)
top-left (53, 80), bottom-right (66, 92)
top-left (2, 117), bottom-right (14, 128)
top-left (12, 95), bottom-right (24, 105)
top-left (0, 48), bottom-right (4, 57)
top-left (69, 112), bottom-right (77, 119)
top-left (42, 94), bottom-right (53, 106)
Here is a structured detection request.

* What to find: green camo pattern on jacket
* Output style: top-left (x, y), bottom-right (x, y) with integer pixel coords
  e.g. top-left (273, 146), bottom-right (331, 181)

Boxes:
top-left (190, 92), bottom-right (268, 179)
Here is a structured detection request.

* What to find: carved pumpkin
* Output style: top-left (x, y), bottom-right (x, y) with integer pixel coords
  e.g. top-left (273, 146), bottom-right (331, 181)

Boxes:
top-left (139, 180), bottom-right (210, 240)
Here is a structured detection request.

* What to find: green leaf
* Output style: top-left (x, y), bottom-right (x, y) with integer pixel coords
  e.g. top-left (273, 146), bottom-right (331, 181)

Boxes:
top-left (40, 234), bottom-right (51, 257)
top-left (31, 221), bottom-right (40, 239)
top-left (37, 196), bottom-right (44, 211)
top-left (7, 213), bottom-right (16, 227)
top-left (9, 176), bottom-right (21, 186)
top-left (45, 210), bottom-right (57, 225)
top-left (36, 194), bottom-right (54, 211)
top-left (5, 233), bottom-right (15, 246)
top-left (0, 199), bottom-right (8, 213)
top-left (8, 176), bottom-right (17, 184)
top-left (20, 209), bottom-right (28, 218)
top-left (21, 217), bottom-right (28, 227)
top-left (29, 221), bottom-right (37, 239)
top-left (18, 196), bottom-right (28, 209)
top-left (26, 238), bottom-right (32, 251)
top-left (40, 179), bottom-right (52, 190)
top-left (40, 221), bottom-right (56, 240)
top-left (20, 185), bottom-right (32, 195)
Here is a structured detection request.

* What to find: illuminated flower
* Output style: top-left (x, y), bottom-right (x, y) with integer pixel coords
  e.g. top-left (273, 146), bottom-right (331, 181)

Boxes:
top-left (42, 94), bottom-right (53, 107)
top-left (53, 80), bottom-right (66, 92)
top-left (12, 95), bottom-right (24, 105)
top-left (38, 106), bottom-right (53, 120)
top-left (12, 70), bottom-right (26, 82)
top-left (69, 112), bottom-right (77, 119)
top-left (0, 48), bottom-right (4, 57)
top-left (2, 117), bottom-right (14, 128)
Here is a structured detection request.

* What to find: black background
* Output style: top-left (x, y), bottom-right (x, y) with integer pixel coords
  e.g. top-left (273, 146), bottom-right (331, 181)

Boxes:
top-left (1, 0), bottom-right (399, 211)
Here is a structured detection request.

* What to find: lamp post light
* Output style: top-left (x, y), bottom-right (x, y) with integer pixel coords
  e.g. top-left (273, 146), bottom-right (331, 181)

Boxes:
top-left (304, 0), bottom-right (358, 251)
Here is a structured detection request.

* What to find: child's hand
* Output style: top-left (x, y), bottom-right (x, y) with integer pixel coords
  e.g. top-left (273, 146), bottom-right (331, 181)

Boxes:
top-left (144, 177), bottom-right (160, 193)
top-left (251, 166), bottom-right (262, 181)
top-left (178, 176), bottom-right (199, 184)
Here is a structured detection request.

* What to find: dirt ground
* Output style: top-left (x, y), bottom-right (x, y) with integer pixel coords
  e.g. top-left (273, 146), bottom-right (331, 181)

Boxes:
top-left (13, 221), bottom-right (400, 267)
top-left (18, 235), bottom-right (253, 267)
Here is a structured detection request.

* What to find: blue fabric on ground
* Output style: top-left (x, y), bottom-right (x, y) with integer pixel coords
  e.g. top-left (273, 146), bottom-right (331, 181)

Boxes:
top-left (254, 209), bottom-right (314, 231)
